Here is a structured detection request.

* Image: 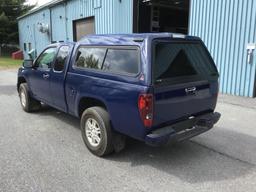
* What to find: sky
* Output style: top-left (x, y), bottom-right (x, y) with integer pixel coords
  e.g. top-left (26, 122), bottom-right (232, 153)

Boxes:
top-left (27, 0), bottom-right (52, 6)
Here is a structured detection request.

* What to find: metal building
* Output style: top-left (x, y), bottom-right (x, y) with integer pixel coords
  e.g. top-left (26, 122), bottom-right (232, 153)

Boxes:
top-left (18, 0), bottom-right (256, 97)
top-left (18, 0), bottom-right (133, 57)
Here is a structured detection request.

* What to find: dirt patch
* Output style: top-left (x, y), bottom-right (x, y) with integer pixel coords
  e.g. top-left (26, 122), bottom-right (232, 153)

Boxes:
top-left (0, 66), bottom-right (19, 70)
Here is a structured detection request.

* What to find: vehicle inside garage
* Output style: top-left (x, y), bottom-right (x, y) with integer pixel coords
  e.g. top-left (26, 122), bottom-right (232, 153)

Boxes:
top-left (133, 0), bottom-right (190, 34)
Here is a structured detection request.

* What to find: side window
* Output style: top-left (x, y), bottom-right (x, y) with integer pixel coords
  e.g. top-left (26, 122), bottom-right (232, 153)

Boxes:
top-left (75, 47), bottom-right (106, 70)
top-left (54, 46), bottom-right (70, 72)
top-left (35, 47), bottom-right (57, 70)
top-left (103, 49), bottom-right (139, 75)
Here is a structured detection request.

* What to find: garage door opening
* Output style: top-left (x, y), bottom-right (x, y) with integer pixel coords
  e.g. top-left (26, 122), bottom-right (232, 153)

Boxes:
top-left (73, 17), bottom-right (95, 41)
top-left (133, 0), bottom-right (190, 34)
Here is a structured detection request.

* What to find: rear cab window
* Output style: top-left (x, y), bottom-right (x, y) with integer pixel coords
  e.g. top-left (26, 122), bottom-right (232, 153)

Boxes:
top-left (103, 49), bottom-right (139, 75)
top-left (74, 46), bottom-right (140, 76)
top-left (152, 39), bottom-right (219, 85)
top-left (75, 47), bottom-right (106, 70)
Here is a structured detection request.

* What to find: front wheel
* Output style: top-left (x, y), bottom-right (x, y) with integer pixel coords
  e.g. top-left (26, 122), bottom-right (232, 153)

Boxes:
top-left (80, 107), bottom-right (114, 157)
top-left (19, 83), bottom-right (41, 112)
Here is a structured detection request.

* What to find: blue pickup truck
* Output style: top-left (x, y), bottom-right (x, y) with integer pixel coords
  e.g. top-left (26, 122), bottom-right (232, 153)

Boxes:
top-left (17, 33), bottom-right (220, 156)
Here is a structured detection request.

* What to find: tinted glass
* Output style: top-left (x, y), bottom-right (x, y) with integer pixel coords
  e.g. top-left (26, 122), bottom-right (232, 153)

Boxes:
top-left (35, 47), bottom-right (57, 70)
top-left (75, 47), bottom-right (106, 70)
top-left (154, 41), bottom-right (218, 84)
top-left (103, 49), bottom-right (139, 75)
top-left (54, 46), bottom-right (70, 72)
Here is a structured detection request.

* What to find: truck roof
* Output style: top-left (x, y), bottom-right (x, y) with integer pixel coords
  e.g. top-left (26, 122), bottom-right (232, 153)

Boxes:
top-left (77, 33), bottom-right (200, 46)
top-left (48, 33), bottom-right (201, 48)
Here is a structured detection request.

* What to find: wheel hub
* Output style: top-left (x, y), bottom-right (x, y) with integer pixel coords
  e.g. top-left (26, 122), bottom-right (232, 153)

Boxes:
top-left (20, 90), bottom-right (26, 107)
top-left (85, 118), bottom-right (102, 147)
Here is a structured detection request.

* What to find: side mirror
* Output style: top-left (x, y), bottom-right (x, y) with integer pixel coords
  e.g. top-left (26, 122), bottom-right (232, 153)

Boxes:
top-left (28, 49), bottom-right (36, 60)
top-left (23, 60), bottom-right (33, 68)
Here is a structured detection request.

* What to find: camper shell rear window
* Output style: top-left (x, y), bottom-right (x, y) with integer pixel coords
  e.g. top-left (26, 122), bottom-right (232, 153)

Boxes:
top-left (152, 39), bottom-right (219, 85)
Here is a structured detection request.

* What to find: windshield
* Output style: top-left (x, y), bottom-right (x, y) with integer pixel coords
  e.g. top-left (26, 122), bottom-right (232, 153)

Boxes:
top-left (153, 41), bottom-right (218, 85)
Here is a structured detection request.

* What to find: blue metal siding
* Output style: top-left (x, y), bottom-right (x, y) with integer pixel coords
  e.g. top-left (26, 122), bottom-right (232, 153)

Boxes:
top-left (189, 0), bottom-right (256, 97)
top-left (93, 0), bottom-right (101, 9)
top-left (113, 0), bottom-right (133, 33)
top-left (18, 9), bottom-right (51, 59)
top-left (51, 4), bottom-right (67, 42)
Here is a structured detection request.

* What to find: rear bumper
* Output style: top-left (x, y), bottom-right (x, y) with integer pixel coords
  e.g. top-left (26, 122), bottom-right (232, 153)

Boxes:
top-left (145, 112), bottom-right (221, 146)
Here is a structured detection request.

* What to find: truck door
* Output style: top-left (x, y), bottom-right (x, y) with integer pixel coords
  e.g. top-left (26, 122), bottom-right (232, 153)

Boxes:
top-left (50, 45), bottom-right (71, 112)
top-left (29, 47), bottom-right (57, 104)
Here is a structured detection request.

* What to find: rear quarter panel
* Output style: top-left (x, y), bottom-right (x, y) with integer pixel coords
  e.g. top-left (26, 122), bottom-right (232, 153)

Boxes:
top-left (65, 68), bottom-right (149, 140)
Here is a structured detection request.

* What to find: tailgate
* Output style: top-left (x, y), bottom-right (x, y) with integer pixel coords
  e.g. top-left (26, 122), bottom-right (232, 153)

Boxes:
top-left (152, 39), bottom-right (219, 127)
top-left (153, 81), bottom-right (218, 126)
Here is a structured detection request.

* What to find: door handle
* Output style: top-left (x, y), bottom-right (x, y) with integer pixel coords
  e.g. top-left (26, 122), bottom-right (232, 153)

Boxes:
top-left (43, 73), bottom-right (50, 79)
top-left (185, 87), bottom-right (197, 95)
top-left (71, 88), bottom-right (76, 95)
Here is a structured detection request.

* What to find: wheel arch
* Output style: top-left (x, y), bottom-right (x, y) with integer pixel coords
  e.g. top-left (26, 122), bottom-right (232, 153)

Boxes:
top-left (78, 96), bottom-right (108, 118)
top-left (17, 76), bottom-right (27, 92)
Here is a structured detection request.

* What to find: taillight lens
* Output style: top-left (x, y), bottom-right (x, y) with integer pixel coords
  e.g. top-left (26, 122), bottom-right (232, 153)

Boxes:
top-left (138, 94), bottom-right (154, 128)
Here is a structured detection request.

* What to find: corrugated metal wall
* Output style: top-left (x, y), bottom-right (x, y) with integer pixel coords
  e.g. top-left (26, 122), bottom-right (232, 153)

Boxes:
top-left (189, 0), bottom-right (256, 97)
top-left (18, 9), bottom-right (51, 57)
top-left (51, 4), bottom-right (67, 42)
top-left (18, 0), bottom-right (133, 58)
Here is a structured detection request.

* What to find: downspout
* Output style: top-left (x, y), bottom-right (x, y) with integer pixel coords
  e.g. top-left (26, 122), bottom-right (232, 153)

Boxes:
top-left (64, 1), bottom-right (68, 41)
top-left (187, 0), bottom-right (192, 35)
top-left (33, 23), bottom-right (37, 57)
top-left (49, 8), bottom-right (53, 43)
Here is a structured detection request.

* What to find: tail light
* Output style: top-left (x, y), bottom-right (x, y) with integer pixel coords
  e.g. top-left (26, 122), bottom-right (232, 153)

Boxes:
top-left (138, 94), bottom-right (154, 128)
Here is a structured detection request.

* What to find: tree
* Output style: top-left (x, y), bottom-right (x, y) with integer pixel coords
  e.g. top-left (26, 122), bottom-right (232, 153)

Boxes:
top-left (76, 54), bottom-right (100, 69)
top-left (0, 12), bottom-right (9, 44)
top-left (0, 0), bottom-right (35, 44)
top-left (85, 54), bottom-right (100, 69)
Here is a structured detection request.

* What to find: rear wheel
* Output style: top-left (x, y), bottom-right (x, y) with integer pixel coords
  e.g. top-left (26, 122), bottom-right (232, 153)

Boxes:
top-left (81, 107), bottom-right (114, 157)
top-left (19, 83), bottom-right (41, 112)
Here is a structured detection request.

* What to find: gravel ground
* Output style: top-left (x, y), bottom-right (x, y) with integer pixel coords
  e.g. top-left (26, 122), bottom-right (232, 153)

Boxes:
top-left (1, 69), bottom-right (256, 192)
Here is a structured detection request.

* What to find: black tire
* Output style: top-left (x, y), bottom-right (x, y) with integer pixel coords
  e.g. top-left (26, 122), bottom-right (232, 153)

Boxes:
top-left (80, 107), bottom-right (114, 157)
top-left (19, 83), bottom-right (41, 112)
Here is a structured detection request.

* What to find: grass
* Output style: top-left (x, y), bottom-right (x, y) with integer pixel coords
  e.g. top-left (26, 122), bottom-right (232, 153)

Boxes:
top-left (0, 56), bottom-right (23, 69)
